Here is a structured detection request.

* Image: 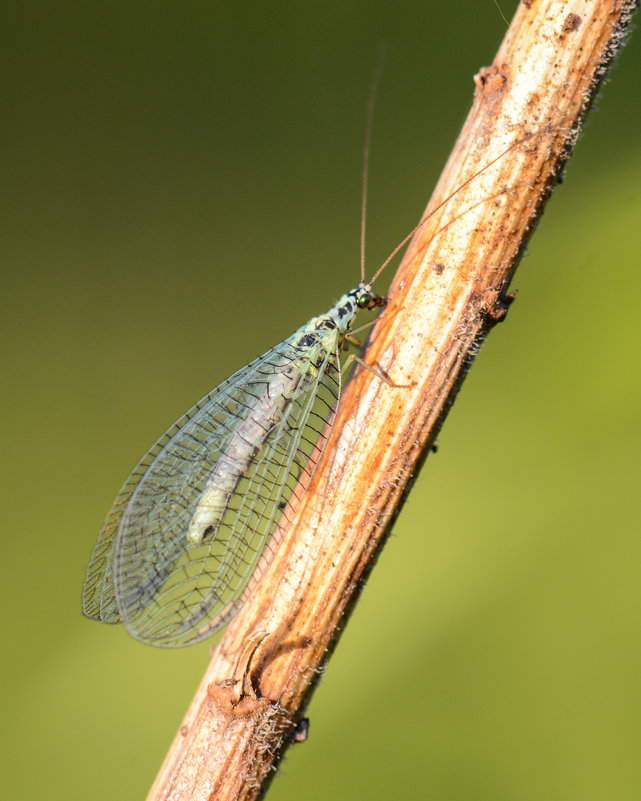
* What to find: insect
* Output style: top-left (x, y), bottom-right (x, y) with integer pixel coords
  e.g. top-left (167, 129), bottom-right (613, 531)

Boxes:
top-left (82, 69), bottom-right (411, 647)
top-left (82, 273), bottom-right (390, 646)
top-left (82, 88), bottom-right (526, 647)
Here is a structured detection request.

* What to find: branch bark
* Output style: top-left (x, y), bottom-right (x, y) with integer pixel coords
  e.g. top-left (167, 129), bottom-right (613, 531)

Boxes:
top-left (147, 1), bottom-right (638, 799)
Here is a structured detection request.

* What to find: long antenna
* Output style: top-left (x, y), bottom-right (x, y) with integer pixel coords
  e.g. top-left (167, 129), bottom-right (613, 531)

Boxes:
top-left (367, 133), bottom-right (532, 286)
top-left (361, 48), bottom-right (386, 283)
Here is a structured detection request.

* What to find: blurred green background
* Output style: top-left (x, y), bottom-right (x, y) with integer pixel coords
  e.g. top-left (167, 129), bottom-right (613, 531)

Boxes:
top-left (2, 2), bottom-right (640, 799)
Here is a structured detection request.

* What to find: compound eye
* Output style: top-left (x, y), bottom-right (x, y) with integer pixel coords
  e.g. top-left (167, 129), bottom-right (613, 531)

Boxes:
top-left (356, 292), bottom-right (372, 309)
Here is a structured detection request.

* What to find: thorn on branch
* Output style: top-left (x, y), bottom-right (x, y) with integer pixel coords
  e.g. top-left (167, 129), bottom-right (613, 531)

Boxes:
top-left (477, 287), bottom-right (518, 324)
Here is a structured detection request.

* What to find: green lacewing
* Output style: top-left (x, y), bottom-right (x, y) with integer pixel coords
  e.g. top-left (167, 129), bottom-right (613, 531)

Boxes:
top-left (83, 281), bottom-right (389, 645)
top-left (82, 99), bottom-right (525, 646)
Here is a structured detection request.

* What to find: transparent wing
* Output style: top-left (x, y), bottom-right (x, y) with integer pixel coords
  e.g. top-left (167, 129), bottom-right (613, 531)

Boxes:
top-left (81, 354), bottom-right (282, 624)
top-left (83, 334), bottom-right (341, 647)
top-left (81, 356), bottom-right (272, 625)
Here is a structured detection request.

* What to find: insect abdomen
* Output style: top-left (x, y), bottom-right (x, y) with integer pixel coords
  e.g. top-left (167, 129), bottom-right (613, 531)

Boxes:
top-left (186, 368), bottom-right (302, 543)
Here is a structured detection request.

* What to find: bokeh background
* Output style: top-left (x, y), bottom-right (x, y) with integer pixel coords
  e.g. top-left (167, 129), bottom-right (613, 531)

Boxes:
top-left (2, 2), bottom-right (640, 799)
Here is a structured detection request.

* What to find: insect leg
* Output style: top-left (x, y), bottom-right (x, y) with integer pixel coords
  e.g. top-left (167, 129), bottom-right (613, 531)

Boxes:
top-left (342, 353), bottom-right (412, 388)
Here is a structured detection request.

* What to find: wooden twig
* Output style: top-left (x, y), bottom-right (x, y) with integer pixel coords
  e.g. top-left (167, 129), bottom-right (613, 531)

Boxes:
top-left (147, 1), bottom-right (638, 799)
